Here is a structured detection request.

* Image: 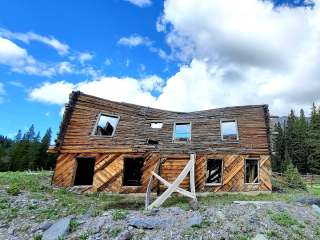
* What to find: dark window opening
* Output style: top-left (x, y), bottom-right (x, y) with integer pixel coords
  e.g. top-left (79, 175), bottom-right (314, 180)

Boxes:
top-left (245, 159), bottom-right (259, 183)
top-left (74, 157), bottom-right (95, 186)
top-left (94, 114), bottom-right (119, 136)
top-left (206, 159), bottom-right (223, 184)
top-left (123, 157), bottom-right (144, 186)
top-left (147, 139), bottom-right (159, 145)
top-left (173, 122), bottom-right (191, 142)
top-left (221, 120), bottom-right (238, 141)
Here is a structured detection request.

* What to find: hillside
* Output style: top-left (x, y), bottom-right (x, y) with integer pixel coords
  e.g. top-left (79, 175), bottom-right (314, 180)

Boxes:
top-left (1, 171), bottom-right (320, 239)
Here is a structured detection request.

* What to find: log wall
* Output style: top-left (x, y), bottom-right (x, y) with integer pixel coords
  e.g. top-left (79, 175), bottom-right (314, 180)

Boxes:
top-left (52, 91), bottom-right (272, 193)
top-left (52, 152), bottom-right (272, 193)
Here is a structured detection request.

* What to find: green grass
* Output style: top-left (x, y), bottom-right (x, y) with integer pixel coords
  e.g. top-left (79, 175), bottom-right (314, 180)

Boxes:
top-left (269, 211), bottom-right (298, 227)
top-left (1, 170), bottom-right (320, 223)
top-left (112, 209), bottom-right (128, 221)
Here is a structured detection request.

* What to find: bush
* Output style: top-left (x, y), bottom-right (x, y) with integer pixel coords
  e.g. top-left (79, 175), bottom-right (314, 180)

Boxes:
top-left (69, 219), bottom-right (79, 232)
top-left (6, 183), bottom-right (21, 196)
top-left (284, 163), bottom-right (307, 190)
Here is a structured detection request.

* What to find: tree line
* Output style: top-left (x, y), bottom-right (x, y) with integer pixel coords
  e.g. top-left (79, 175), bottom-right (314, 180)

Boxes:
top-left (0, 125), bottom-right (57, 171)
top-left (272, 103), bottom-right (320, 174)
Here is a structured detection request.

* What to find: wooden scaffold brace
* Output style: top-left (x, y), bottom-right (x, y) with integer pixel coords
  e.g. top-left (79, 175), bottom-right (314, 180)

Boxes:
top-left (145, 153), bottom-right (197, 210)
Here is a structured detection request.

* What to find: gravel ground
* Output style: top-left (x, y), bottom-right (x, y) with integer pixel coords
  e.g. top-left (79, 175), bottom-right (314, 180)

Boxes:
top-left (1, 189), bottom-right (320, 240)
top-left (1, 171), bottom-right (320, 240)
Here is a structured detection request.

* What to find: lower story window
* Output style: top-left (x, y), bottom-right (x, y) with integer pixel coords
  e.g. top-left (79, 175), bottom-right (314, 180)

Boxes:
top-left (123, 157), bottom-right (144, 186)
top-left (206, 159), bottom-right (223, 185)
top-left (245, 159), bottom-right (259, 183)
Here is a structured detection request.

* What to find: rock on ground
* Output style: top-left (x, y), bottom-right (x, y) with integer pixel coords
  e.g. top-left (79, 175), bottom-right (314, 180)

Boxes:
top-left (42, 216), bottom-right (72, 240)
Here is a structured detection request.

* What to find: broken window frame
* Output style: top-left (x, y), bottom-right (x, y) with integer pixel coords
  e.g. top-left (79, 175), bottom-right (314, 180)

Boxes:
top-left (172, 122), bottom-right (192, 143)
top-left (205, 159), bottom-right (223, 186)
top-left (244, 158), bottom-right (260, 184)
top-left (220, 119), bottom-right (239, 141)
top-left (91, 112), bottom-right (120, 137)
top-left (122, 157), bottom-right (144, 187)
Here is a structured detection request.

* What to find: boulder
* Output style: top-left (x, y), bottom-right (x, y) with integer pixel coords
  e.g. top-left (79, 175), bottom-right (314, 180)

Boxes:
top-left (42, 216), bottom-right (72, 240)
top-left (252, 234), bottom-right (267, 240)
top-left (186, 215), bottom-right (202, 227)
top-left (31, 220), bottom-right (53, 233)
top-left (312, 204), bottom-right (320, 214)
top-left (116, 229), bottom-right (133, 240)
top-left (296, 197), bottom-right (320, 206)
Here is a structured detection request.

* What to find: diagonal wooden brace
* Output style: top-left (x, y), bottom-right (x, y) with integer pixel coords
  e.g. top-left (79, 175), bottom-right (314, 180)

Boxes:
top-left (145, 153), bottom-right (197, 210)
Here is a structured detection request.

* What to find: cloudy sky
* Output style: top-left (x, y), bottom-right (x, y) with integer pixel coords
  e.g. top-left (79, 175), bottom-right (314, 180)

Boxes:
top-left (0, 0), bottom-right (319, 138)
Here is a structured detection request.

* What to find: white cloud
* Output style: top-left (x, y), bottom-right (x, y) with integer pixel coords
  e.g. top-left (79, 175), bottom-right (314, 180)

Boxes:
top-left (118, 34), bottom-right (170, 60)
top-left (118, 35), bottom-right (152, 47)
top-left (0, 37), bottom-right (75, 77)
top-left (45, 111), bottom-right (50, 117)
top-left (57, 61), bottom-right (73, 74)
top-left (0, 28), bottom-right (69, 55)
top-left (26, 0), bottom-right (320, 116)
top-left (153, 0), bottom-right (320, 115)
top-left (140, 75), bottom-right (164, 92)
top-left (0, 82), bottom-right (6, 103)
top-left (29, 81), bottom-right (74, 105)
top-left (28, 75), bottom-right (164, 107)
top-left (125, 0), bottom-right (151, 7)
top-left (77, 52), bottom-right (94, 64)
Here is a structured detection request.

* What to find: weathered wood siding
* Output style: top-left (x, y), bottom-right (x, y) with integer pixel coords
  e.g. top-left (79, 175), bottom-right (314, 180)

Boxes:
top-left (52, 91), bottom-right (272, 193)
top-left (52, 153), bottom-right (272, 193)
top-left (56, 92), bottom-right (270, 155)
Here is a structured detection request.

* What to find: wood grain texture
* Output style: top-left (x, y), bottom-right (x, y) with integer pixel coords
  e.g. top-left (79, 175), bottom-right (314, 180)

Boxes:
top-left (51, 91), bottom-right (272, 193)
top-left (52, 152), bottom-right (272, 193)
top-left (54, 91), bottom-right (271, 155)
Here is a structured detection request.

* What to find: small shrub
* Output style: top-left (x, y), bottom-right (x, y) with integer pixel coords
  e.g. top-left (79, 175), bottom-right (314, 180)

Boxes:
top-left (6, 183), bottom-right (21, 196)
top-left (270, 211), bottom-right (298, 227)
top-left (79, 233), bottom-right (89, 240)
top-left (69, 219), bottom-right (79, 232)
top-left (112, 210), bottom-right (127, 221)
top-left (284, 163), bottom-right (307, 190)
top-left (33, 234), bottom-right (42, 240)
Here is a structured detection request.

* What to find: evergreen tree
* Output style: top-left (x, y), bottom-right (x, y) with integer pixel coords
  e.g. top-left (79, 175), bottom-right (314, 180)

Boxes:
top-left (272, 122), bottom-right (286, 172)
top-left (38, 128), bottom-right (52, 169)
top-left (294, 109), bottom-right (310, 173)
top-left (308, 103), bottom-right (320, 173)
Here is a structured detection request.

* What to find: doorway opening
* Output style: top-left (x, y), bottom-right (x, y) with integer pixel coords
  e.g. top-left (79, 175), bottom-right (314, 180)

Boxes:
top-left (74, 157), bottom-right (95, 186)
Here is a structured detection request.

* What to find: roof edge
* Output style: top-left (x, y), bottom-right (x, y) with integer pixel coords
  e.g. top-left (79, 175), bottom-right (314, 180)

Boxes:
top-left (78, 91), bottom-right (268, 114)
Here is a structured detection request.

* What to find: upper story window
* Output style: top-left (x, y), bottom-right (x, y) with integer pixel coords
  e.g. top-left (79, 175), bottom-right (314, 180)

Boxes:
top-left (220, 120), bottom-right (239, 141)
top-left (173, 122), bottom-right (191, 142)
top-left (94, 114), bottom-right (119, 136)
top-left (150, 122), bottom-right (163, 129)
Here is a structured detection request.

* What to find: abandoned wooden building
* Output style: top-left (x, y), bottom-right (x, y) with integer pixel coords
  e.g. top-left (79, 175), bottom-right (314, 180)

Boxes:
top-left (51, 91), bottom-right (272, 194)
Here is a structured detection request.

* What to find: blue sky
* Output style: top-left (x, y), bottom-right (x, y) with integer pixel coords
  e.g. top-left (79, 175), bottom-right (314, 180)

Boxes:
top-left (0, 0), bottom-right (319, 140)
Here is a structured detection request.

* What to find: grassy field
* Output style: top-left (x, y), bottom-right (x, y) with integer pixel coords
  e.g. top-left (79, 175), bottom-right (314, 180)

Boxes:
top-left (0, 171), bottom-right (320, 222)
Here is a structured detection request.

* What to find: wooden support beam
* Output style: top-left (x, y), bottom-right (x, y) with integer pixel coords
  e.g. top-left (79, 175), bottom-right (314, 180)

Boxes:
top-left (145, 153), bottom-right (197, 210)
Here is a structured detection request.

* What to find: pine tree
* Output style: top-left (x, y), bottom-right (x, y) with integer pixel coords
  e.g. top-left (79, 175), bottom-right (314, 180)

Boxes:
top-left (38, 128), bottom-right (52, 169)
top-left (295, 109), bottom-right (309, 173)
top-left (308, 103), bottom-right (320, 173)
top-left (272, 122), bottom-right (286, 172)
